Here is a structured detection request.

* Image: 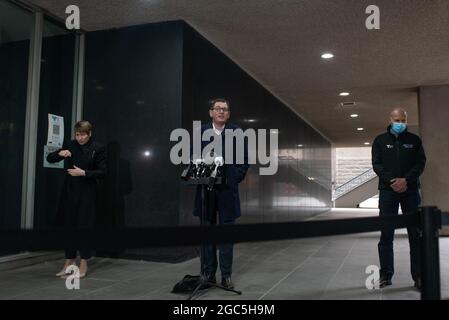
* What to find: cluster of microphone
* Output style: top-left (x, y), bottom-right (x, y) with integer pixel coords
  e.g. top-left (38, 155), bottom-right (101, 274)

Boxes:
top-left (181, 155), bottom-right (224, 190)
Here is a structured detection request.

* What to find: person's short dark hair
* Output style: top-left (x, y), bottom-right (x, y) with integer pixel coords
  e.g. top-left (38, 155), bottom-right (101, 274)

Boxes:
top-left (74, 120), bottom-right (92, 134)
top-left (209, 98), bottom-right (230, 110)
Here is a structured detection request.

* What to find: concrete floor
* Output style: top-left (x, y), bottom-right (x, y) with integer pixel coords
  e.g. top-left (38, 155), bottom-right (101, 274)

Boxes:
top-left (1, 209), bottom-right (448, 300)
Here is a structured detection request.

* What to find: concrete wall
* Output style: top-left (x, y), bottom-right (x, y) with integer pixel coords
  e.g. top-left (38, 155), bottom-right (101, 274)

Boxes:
top-left (334, 177), bottom-right (378, 208)
top-left (419, 85), bottom-right (449, 234)
top-left (335, 147), bottom-right (372, 187)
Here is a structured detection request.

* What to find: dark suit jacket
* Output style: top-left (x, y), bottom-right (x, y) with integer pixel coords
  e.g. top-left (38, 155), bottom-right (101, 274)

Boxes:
top-left (193, 122), bottom-right (250, 221)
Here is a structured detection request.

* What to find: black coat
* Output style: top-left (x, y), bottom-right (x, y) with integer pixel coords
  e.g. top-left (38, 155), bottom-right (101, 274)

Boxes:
top-left (193, 122), bottom-right (250, 221)
top-left (372, 125), bottom-right (426, 191)
top-left (47, 139), bottom-right (107, 228)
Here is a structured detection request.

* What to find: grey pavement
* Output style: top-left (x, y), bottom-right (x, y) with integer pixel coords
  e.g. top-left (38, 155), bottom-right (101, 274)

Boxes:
top-left (1, 209), bottom-right (448, 300)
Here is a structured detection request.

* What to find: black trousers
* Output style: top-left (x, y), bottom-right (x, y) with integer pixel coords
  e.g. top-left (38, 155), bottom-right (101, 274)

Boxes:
top-left (199, 187), bottom-right (235, 279)
top-left (201, 216), bottom-right (235, 279)
top-left (378, 189), bottom-right (421, 281)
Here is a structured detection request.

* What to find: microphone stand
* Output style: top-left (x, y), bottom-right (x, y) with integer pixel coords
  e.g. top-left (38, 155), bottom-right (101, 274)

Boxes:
top-left (182, 161), bottom-right (242, 300)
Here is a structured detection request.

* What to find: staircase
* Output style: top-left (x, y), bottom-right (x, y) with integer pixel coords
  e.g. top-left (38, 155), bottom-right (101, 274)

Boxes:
top-left (333, 168), bottom-right (379, 208)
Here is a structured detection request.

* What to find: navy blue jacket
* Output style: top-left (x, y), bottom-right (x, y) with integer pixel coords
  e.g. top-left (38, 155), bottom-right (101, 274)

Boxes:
top-left (193, 122), bottom-right (250, 221)
top-left (372, 125), bottom-right (426, 191)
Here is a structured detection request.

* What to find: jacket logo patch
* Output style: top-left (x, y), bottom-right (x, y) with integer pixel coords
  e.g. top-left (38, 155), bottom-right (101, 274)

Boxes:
top-left (386, 144), bottom-right (394, 149)
top-left (403, 144), bottom-right (414, 149)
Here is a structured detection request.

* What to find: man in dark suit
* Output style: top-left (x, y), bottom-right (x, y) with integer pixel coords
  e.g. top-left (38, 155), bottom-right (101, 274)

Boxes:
top-left (193, 98), bottom-right (249, 289)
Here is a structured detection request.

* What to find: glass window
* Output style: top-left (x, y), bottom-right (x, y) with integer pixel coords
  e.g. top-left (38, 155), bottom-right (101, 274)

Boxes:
top-left (33, 18), bottom-right (76, 229)
top-left (0, 0), bottom-right (34, 235)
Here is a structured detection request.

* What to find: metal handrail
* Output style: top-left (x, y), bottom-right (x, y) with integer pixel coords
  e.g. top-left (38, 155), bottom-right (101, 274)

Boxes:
top-left (333, 168), bottom-right (377, 200)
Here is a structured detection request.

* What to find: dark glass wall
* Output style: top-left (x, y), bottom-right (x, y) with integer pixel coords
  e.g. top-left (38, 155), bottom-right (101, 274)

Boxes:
top-left (83, 20), bottom-right (332, 228)
top-left (180, 24), bottom-right (332, 225)
top-left (0, 0), bottom-right (33, 232)
top-left (33, 19), bottom-right (75, 229)
top-left (82, 20), bottom-right (331, 261)
top-left (83, 21), bottom-right (184, 230)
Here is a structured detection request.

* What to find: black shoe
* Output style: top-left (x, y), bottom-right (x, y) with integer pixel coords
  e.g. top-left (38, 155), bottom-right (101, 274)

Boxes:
top-left (207, 275), bottom-right (217, 284)
top-left (414, 278), bottom-right (421, 291)
top-left (379, 277), bottom-right (392, 288)
top-left (221, 277), bottom-right (234, 289)
top-left (199, 274), bottom-right (216, 289)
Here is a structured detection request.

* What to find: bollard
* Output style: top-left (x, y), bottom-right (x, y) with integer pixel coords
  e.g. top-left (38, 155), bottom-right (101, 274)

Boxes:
top-left (420, 206), bottom-right (442, 300)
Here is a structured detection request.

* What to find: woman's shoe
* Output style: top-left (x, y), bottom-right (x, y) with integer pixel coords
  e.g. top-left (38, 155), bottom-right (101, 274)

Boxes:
top-left (56, 265), bottom-right (76, 277)
top-left (78, 265), bottom-right (88, 278)
top-left (56, 270), bottom-right (69, 277)
top-left (60, 269), bottom-right (86, 279)
top-left (79, 259), bottom-right (88, 279)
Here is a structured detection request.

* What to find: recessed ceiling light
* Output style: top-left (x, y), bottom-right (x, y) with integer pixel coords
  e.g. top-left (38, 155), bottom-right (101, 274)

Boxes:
top-left (350, 114), bottom-right (359, 118)
top-left (357, 128), bottom-right (364, 131)
top-left (364, 142), bottom-right (370, 145)
top-left (297, 144), bottom-right (303, 148)
top-left (321, 53), bottom-right (334, 59)
top-left (339, 92), bottom-right (350, 96)
top-left (246, 119), bottom-right (256, 123)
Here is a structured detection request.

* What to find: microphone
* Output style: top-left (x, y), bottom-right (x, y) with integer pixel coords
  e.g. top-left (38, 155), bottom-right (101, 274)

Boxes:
top-left (181, 160), bottom-right (193, 181)
top-left (204, 152), bottom-right (215, 166)
top-left (194, 158), bottom-right (204, 166)
top-left (194, 158), bottom-right (204, 177)
top-left (207, 157), bottom-right (224, 191)
top-left (214, 156), bottom-right (224, 167)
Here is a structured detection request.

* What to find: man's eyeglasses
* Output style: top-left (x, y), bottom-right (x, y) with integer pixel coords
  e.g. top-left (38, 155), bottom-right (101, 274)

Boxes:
top-left (211, 107), bottom-right (230, 113)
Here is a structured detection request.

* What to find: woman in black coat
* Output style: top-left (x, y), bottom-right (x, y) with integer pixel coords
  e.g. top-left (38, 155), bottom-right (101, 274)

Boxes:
top-left (47, 120), bottom-right (106, 278)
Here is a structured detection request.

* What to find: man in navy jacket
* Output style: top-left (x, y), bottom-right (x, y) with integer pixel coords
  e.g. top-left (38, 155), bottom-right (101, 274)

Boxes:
top-left (372, 108), bottom-right (426, 290)
top-left (193, 98), bottom-right (249, 289)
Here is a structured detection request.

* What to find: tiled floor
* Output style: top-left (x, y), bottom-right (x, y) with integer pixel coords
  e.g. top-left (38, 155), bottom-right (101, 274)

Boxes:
top-left (1, 209), bottom-right (448, 300)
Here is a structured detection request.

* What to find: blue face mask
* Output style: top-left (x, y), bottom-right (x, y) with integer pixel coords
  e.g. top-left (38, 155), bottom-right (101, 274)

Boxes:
top-left (391, 122), bottom-right (407, 134)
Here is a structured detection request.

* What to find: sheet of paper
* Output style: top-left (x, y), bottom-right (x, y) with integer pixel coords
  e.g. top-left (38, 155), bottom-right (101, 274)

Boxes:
top-left (47, 114), bottom-right (64, 148)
